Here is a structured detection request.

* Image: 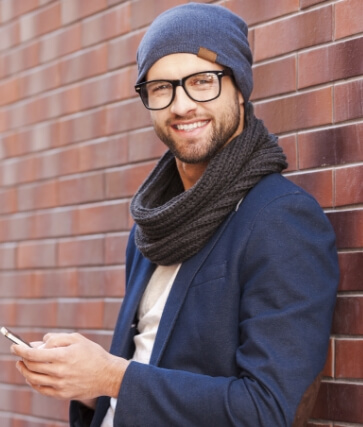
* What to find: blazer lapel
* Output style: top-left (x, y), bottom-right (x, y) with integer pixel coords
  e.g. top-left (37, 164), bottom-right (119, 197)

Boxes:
top-left (110, 255), bottom-right (156, 357)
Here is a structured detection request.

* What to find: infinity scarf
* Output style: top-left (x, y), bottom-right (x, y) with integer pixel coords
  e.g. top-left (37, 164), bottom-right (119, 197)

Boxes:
top-left (130, 102), bottom-right (287, 265)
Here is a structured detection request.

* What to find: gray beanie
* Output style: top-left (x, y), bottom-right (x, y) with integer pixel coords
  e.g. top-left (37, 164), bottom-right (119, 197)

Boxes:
top-left (136, 3), bottom-right (253, 103)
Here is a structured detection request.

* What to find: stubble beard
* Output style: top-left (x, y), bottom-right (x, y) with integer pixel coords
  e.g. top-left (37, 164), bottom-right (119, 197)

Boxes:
top-left (152, 92), bottom-right (242, 164)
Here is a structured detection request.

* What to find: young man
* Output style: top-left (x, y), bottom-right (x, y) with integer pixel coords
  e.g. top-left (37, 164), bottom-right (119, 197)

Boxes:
top-left (12, 4), bottom-right (339, 426)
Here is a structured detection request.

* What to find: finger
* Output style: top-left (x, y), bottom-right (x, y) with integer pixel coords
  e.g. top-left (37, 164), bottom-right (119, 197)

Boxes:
top-left (12, 344), bottom-right (60, 364)
top-left (30, 341), bottom-right (45, 348)
top-left (43, 332), bottom-right (82, 348)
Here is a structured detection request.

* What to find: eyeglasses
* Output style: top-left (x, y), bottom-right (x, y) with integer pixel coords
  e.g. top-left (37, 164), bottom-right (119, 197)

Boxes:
top-left (135, 69), bottom-right (233, 110)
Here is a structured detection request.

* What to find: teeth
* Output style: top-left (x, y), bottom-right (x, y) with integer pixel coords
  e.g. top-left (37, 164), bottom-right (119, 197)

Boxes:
top-left (175, 121), bottom-right (207, 131)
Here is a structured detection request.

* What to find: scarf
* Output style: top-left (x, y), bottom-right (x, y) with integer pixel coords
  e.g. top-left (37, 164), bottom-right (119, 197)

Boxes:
top-left (130, 102), bottom-right (287, 265)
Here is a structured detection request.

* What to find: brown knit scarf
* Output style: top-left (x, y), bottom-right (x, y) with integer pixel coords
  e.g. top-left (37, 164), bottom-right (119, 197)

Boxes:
top-left (130, 102), bottom-right (287, 265)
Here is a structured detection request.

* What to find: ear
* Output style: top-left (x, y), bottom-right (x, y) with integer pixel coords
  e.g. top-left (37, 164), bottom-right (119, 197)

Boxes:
top-left (238, 91), bottom-right (244, 106)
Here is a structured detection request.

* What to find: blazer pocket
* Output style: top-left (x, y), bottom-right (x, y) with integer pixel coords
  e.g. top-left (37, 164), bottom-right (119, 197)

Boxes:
top-left (191, 261), bottom-right (228, 287)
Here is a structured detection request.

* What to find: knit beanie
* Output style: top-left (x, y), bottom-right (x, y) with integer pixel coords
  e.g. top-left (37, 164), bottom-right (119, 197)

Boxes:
top-left (136, 2), bottom-right (253, 103)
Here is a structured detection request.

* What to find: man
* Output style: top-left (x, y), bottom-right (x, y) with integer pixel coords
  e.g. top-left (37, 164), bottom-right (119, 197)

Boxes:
top-left (12, 3), bottom-right (339, 426)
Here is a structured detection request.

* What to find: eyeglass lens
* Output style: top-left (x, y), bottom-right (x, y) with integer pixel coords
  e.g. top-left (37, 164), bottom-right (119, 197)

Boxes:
top-left (140, 71), bottom-right (223, 110)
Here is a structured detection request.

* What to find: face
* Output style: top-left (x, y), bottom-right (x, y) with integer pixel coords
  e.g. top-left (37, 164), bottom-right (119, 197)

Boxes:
top-left (146, 53), bottom-right (245, 166)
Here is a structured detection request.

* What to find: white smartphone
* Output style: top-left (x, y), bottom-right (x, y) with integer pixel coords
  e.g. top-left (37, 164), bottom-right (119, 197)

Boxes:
top-left (1, 327), bottom-right (32, 347)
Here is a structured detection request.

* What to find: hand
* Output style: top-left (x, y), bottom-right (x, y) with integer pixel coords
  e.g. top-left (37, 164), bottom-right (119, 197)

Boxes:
top-left (11, 332), bottom-right (130, 401)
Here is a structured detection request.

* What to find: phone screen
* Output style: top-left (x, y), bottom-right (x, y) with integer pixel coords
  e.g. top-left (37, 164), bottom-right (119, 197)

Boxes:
top-left (1, 327), bottom-right (32, 347)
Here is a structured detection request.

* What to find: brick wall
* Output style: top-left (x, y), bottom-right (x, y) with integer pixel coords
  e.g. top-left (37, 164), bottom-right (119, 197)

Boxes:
top-left (0, 0), bottom-right (361, 425)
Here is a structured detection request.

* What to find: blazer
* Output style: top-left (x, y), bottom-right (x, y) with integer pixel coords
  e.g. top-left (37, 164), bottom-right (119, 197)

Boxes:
top-left (70, 173), bottom-right (339, 427)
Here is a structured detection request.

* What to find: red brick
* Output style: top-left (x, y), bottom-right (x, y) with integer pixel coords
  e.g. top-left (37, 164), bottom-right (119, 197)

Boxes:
top-left (287, 170), bottom-right (333, 208)
top-left (61, 0), bottom-right (80, 25)
top-left (307, 422), bottom-right (331, 427)
top-left (301, 0), bottom-right (327, 8)
top-left (80, 68), bottom-right (134, 110)
top-left (0, 187), bottom-right (17, 214)
top-left (0, 301), bottom-right (16, 326)
top-left (1, 214), bottom-right (33, 242)
top-left (279, 135), bottom-right (297, 172)
top-left (59, 85), bottom-right (80, 116)
top-left (254, 87), bottom-right (332, 135)
top-left (80, 0), bottom-right (108, 19)
top-left (327, 210), bottom-right (363, 250)
top-left (76, 201), bottom-right (129, 234)
top-left (1, 0), bottom-right (14, 23)
top-left (336, 339), bottom-right (363, 379)
top-left (56, 300), bottom-right (104, 328)
top-left (81, 2), bottom-right (131, 47)
top-left (334, 78), bottom-right (363, 123)
top-left (105, 162), bottom-right (155, 199)
top-left (335, 165), bottom-right (363, 207)
top-left (58, 172), bottom-right (104, 206)
top-left (77, 268), bottom-right (107, 296)
top-left (226, 0), bottom-right (299, 26)
top-left (338, 252), bottom-right (363, 292)
top-left (254, 7), bottom-right (332, 61)
top-left (0, 243), bottom-right (16, 270)
top-left (35, 149), bottom-right (60, 180)
top-left (322, 338), bottom-right (334, 378)
top-left (15, 300), bottom-right (58, 327)
top-left (31, 393), bottom-right (69, 421)
top-left (106, 99), bottom-right (152, 135)
top-left (312, 382), bottom-right (363, 424)
top-left (335, 0), bottom-right (363, 39)
top-left (79, 137), bottom-right (128, 172)
top-left (104, 266), bottom-right (125, 297)
top-left (298, 37), bottom-right (363, 89)
top-left (33, 208), bottom-right (75, 239)
top-left (0, 271), bottom-right (33, 298)
top-left (20, 180), bottom-right (58, 211)
top-left (76, 267), bottom-right (125, 299)
top-left (17, 240), bottom-right (57, 269)
top-left (37, 2), bottom-right (61, 37)
top-left (13, 0), bottom-right (38, 18)
top-left (251, 55), bottom-right (296, 100)
top-left (32, 269), bottom-right (78, 297)
top-left (104, 300), bottom-right (122, 329)
top-left (104, 232), bottom-right (128, 264)
top-left (332, 296), bottom-right (363, 335)
top-left (58, 108), bottom-right (106, 145)
top-left (108, 30), bottom-right (144, 70)
top-left (58, 23), bottom-right (82, 58)
top-left (128, 129), bottom-right (166, 163)
top-left (0, 19), bottom-right (19, 50)
top-left (22, 40), bottom-right (40, 71)
top-left (0, 386), bottom-right (32, 415)
top-left (58, 145), bottom-right (80, 176)
top-left (298, 123), bottom-right (363, 169)
top-left (0, 109), bottom-right (8, 133)
top-left (60, 44), bottom-right (108, 85)
top-left (58, 235), bottom-right (104, 267)
top-left (79, 75), bottom-right (111, 110)
top-left (0, 76), bottom-right (19, 106)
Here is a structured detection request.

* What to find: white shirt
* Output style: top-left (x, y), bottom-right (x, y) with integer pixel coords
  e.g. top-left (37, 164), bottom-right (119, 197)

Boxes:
top-left (101, 264), bottom-right (181, 426)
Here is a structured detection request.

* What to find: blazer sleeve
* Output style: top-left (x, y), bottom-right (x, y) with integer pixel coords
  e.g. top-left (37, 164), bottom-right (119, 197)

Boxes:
top-left (107, 190), bottom-right (339, 426)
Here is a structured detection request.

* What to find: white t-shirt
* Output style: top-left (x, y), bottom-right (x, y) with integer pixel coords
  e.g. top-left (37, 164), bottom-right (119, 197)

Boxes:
top-left (101, 264), bottom-right (181, 426)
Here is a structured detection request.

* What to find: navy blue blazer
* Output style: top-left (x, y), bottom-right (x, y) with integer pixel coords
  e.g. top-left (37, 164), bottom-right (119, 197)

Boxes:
top-left (70, 173), bottom-right (339, 426)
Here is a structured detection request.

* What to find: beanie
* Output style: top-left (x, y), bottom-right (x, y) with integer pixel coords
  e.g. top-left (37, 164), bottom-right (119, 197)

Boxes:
top-left (136, 2), bottom-right (253, 103)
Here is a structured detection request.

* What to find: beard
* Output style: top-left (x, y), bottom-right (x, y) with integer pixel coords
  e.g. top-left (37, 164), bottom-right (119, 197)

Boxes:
top-left (152, 91), bottom-right (242, 164)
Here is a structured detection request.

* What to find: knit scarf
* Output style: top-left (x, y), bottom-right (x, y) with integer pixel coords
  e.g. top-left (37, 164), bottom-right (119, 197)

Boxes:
top-left (130, 102), bottom-right (287, 265)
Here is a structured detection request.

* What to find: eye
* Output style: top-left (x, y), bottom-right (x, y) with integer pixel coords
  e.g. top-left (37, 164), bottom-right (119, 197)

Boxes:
top-left (148, 81), bottom-right (172, 94)
top-left (188, 73), bottom-right (217, 89)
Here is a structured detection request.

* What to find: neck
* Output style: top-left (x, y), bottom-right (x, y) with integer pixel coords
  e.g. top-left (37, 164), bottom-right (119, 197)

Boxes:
top-left (175, 159), bottom-right (208, 190)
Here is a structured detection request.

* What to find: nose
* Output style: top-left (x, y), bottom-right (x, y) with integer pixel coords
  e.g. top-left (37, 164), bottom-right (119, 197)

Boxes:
top-left (170, 86), bottom-right (197, 116)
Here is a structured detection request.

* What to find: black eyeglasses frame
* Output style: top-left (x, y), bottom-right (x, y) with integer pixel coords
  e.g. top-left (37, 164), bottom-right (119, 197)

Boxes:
top-left (134, 69), bottom-right (234, 111)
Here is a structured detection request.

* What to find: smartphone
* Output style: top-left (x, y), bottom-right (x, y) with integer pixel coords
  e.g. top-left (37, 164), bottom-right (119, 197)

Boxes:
top-left (1, 327), bottom-right (32, 347)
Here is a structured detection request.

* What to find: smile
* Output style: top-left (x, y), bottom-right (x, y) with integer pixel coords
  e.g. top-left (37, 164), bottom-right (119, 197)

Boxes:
top-left (174, 120), bottom-right (209, 131)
